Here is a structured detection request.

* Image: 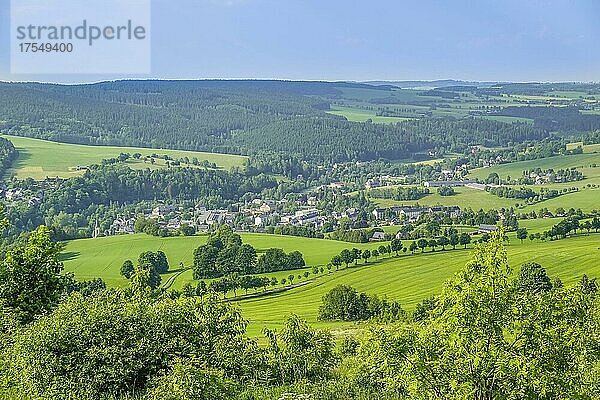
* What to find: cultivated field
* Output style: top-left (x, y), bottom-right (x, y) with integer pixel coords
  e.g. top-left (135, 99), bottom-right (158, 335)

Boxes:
top-left (2, 135), bottom-right (247, 179)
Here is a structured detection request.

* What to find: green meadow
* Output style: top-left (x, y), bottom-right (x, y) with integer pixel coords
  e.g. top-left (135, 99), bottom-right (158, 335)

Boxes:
top-left (326, 105), bottom-right (413, 124)
top-left (62, 231), bottom-right (600, 336)
top-left (62, 233), bottom-right (379, 287)
top-left (468, 152), bottom-right (600, 182)
top-left (2, 135), bottom-right (247, 180)
top-left (370, 152), bottom-right (600, 213)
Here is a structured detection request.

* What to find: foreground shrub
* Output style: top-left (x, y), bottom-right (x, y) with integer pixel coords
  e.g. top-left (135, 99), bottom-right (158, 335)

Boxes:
top-left (5, 292), bottom-right (261, 399)
top-left (146, 359), bottom-right (236, 400)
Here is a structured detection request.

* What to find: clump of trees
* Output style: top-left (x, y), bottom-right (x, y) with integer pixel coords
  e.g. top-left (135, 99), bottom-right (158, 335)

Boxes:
top-left (369, 186), bottom-right (430, 201)
top-left (437, 185), bottom-right (455, 196)
top-left (193, 225), bottom-right (305, 279)
top-left (120, 250), bottom-right (169, 289)
top-left (318, 284), bottom-right (405, 322)
top-left (193, 225), bottom-right (256, 279)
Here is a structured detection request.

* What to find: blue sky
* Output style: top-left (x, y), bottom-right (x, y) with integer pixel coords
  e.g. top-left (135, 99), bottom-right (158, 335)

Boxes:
top-left (1, 0), bottom-right (599, 83)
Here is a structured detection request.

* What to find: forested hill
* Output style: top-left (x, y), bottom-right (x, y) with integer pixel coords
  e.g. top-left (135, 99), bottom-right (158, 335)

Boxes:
top-left (0, 80), bottom-right (547, 162)
top-left (233, 117), bottom-right (545, 162)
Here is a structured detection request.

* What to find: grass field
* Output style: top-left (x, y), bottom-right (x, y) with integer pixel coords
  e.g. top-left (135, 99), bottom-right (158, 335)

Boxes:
top-left (566, 142), bottom-right (600, 153)
top-left (62, 233), bottom-right (379, 287)
top-left (238, 233), bottom-right (600, 335)
top-left (371, 185), bottom-right (518, 210)
top-left (62, 230), bottom-right (600, 336)
top-left (373, 184), bottom-right (600, 214)
top-left (469, 153), bottom-right (600, 182)
top-left (326, 106), bottom-right (413, 124)
top-left (2, 135), bottom-right (247, 179)
top-left (464, 152), bottom-right (600, 212)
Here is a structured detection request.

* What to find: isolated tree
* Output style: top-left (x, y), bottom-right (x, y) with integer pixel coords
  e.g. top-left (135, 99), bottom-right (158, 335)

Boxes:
top-left (351, 248), bottom-right (362, 265)
top-left (331, 255), bottom-right (343, 271)
top-left (516, 227), bottom-right (528, 243)
top-left (228, 273), bottom-right (240, 297)
top-left (438, 236), bottom-right (449, 250)
top-left (378, 244), bottom-right (387, 257)
top-left (120, 260), bottom-right (134, 279)
top-left (239, 275), bottom-right (253, 295)
top-left (340, 249), bottom-right (354, 268)
top-left (155, 251), bottom-right (169, 273)
top-left (288, 274), bottom-right (295, 285)
top-left (449, 233), bottom-right (459, 249)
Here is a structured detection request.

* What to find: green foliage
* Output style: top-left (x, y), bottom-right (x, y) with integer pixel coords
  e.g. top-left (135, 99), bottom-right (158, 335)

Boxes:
top-left (318, 285), bottom-right (404, 322)
top-left (0, 137), bottom-right (17, 178)
top-left (146, 360), bottom-right (236, 400)
top-left (345, 229), bottom-right (600, 398)
top-left (263, 315), bottom-right (337, 384)
top-left (5, 163), bottom-right (277, 240)
top-left (436, 185), bottom-right (455, 196)
top-left (256, 248), bottom-right (305, 273)
top-left (515, 262), bottom-right (553, 293)
top-left (120, 260), bottom-right (134, 279)
top-left (5, 292), bottom-right (259, 399)
top-left (0, 225), bottom-right (67, 323)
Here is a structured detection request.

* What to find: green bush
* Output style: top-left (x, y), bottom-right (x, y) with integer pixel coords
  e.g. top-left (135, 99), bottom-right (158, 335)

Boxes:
top-left (5, 292), bottom-right (260, 399)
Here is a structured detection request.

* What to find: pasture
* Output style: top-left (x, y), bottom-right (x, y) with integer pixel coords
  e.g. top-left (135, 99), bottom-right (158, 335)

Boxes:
top-left (2, 135), bottom-right (247, 180)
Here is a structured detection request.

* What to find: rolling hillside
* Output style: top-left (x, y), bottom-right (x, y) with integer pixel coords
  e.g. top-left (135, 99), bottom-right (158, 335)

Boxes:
top-left (2, 135), bottom-right (247, 179)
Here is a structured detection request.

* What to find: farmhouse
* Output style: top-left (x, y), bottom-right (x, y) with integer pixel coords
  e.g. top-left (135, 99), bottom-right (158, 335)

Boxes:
top-left (370, 231), bottom-right (386, 242)
top-left (478, 224), bottom-right (498, 234)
